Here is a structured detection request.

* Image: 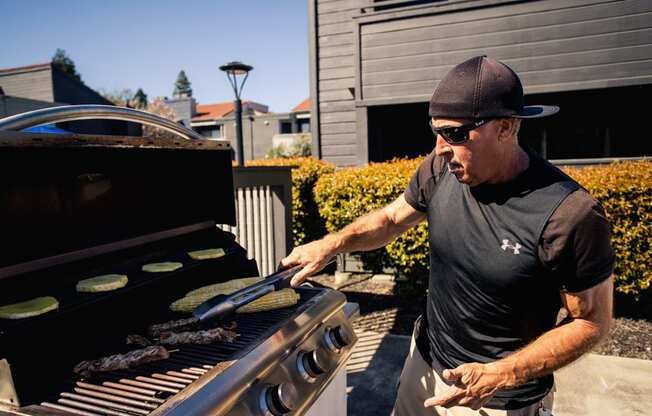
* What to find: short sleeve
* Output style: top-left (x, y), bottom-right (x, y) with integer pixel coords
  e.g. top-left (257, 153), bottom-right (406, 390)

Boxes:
top-left (539, 189), bottom-right (615, 293)
top-left (404, 152), bottom-right (443, 212)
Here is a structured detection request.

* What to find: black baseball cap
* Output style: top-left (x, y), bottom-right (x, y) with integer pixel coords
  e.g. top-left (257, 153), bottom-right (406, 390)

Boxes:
top-left (429, 56), bottom-right (559, 120)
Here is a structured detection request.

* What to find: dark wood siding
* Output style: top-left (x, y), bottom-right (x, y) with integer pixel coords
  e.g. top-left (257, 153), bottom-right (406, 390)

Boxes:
top-left (312, 0), bottom-right (652, 165)
top-left (0, 67), bottom-right (54, 102)
top-left (359, 0), bottom-right (652, 103)
top-left (314, 0), bottom-right (364, 166)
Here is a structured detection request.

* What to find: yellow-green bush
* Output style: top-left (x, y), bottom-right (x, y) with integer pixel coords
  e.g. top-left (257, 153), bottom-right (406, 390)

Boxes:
top-left (315, 158), bottom-right (652, 297)
top-left (563, 161), bottom-right (651, 297)
top-left (314, 158), bottom-right (430, 288)
top-left (247, 157), bottom-right (335, 246)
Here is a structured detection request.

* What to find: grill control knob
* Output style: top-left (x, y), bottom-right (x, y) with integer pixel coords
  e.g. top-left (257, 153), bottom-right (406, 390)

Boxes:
top-left (260, 383), bottom-right (298, 416)
top-left (324, 325), bottom-right (352, 352)
top-left (297, 349), bottom-right (330, 381)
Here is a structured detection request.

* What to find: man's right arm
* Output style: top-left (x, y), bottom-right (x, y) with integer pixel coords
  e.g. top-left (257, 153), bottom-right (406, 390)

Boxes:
top-left (281, 194), bottom-right (426, 286)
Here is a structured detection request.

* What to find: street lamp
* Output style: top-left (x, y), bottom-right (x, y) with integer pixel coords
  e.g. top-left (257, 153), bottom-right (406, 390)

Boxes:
top-left (220, 61), bottom-right (253, 165)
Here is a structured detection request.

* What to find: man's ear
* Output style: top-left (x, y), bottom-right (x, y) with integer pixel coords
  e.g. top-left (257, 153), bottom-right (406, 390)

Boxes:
top-left (495, 118), bottom-right (511, 142)
top-left (496, 118), bottom-right (519, 142)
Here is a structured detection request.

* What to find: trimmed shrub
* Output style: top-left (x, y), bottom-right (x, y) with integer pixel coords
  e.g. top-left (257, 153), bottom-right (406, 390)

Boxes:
top-left (563, 161), bottom-right (651, 297)
top-left (315, 158), bottom-right (652, 297)
top-left (314, 158), bottom-right (430, 290)
top-left (247, 157), bottom-right (335, 246)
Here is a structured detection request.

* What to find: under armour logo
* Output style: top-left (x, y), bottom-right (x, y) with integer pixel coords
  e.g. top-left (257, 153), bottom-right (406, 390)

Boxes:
top-left (501, 239), bottom-right (521, 255)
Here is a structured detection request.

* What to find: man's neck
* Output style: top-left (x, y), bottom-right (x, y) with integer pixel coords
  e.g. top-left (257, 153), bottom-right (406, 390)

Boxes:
top-left (487, 146), bottom-right (530, 185)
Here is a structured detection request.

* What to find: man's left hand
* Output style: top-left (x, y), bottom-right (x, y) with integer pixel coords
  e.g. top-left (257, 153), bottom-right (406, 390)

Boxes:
top-left (423, 362), bottom-right (511, 410)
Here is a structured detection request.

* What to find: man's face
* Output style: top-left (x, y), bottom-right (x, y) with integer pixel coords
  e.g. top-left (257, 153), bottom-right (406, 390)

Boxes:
top-left (432, 117), bottom-right (501, 187)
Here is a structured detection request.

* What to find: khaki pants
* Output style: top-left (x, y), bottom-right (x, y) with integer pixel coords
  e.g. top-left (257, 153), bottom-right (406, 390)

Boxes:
top-left (391, 333), bottom-right (554, 416)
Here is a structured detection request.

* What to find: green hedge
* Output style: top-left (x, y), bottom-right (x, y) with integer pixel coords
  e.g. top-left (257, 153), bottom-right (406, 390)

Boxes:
top-left (246, 157), bottom-right (335, 247)
top-left (564, 161), bottom-right (651, 297)
top-left (314, 158), bottom-right (429, 289)
top-left (314, 158), bottom-right (652, 297)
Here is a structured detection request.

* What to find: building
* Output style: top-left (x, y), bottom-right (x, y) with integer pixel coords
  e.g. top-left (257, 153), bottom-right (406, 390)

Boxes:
top-left (0, 63), bottom-right (138, 135)
top-left (165, 97), bottom-right (312, 161)
top-left (308, 0), bottom-right (652, 166)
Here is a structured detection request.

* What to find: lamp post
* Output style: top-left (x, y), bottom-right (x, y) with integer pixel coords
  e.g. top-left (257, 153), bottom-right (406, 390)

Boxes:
top-left (220, 61), bottom-right (253, 165)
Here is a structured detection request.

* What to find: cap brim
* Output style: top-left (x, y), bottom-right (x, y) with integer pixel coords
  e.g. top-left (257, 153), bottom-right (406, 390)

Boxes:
top-left (514, 105), bottom-right (559, 118)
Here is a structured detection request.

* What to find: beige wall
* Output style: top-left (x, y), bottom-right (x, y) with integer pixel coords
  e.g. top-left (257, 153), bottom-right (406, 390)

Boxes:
top-left (0, 68), bottom-right (54, 102)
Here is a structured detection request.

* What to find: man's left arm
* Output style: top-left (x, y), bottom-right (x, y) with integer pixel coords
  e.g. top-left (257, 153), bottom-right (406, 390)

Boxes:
top-left (425, 275), bottom-right (613, 410)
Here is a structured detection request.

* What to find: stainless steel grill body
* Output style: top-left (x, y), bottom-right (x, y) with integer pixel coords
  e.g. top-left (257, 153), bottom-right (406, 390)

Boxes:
top-left (0, 114), bottom-right (357, 416)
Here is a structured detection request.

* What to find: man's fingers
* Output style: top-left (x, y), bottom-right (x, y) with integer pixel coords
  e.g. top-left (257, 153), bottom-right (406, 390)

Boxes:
top-left (423, 387), bottom-right (465, 408)
top-left (290, 271), bottom-right (307, 287)
top-left (290, 264), bottom-right (316, 287)
top-left (279, 254), bottom-right (298, 269)
top-left (442, 368), bottom-right (462, 383)
top-left (290, 260), bottom-right (328, 287)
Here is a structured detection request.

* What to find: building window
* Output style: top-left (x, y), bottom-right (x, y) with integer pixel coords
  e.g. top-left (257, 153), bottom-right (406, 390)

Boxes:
top-left (298, 119), bottom-right (311, 133)
top-left (195, 125), bottom-right (222, 139)
top-left (280, 120), bottom-right (292, 134)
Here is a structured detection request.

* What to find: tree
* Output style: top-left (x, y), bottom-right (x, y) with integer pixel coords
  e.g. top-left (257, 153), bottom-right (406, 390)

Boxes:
top-left (133, 88), bottom-right (148, 109)
top-left (142, 97), bottom-right (178, 140)
top-left (173, 70), bottom-right (192, 98)
top-left (266, 134), bottom-right (312, 158)
top-left (51, 48), bottom-right (81, 82)
top-left (99, 88), bottom-right (134, 107)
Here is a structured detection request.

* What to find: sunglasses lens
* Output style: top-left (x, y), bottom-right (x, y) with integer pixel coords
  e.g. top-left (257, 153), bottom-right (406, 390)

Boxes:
top-left (442, 129), bottom-right (467, 144)
top-left (429, 120), bottom-right (483, 144)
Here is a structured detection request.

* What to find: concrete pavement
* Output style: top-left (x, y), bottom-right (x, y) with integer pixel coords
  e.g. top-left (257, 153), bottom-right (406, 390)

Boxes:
top-left (346, 330), bottom-right (652, 415)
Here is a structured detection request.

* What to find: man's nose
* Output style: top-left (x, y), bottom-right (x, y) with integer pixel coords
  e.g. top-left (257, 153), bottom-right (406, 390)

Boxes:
top-left (434, 135), bottom-right (452, 158)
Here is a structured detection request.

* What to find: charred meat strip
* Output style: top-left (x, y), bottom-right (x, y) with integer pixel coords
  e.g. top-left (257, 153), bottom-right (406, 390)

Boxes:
top-left (159, 326), bottom-right (239, 345)
top-left (74, 346), bottom-right (170, 378)
top-left (147, 317), bottom-right (199, 337)
top-left (126, 334), bottom-right (152, 347)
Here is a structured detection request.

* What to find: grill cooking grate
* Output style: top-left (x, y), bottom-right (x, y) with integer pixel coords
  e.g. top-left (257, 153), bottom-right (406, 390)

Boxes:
top-left (29, 289), bottom-right (321, 416)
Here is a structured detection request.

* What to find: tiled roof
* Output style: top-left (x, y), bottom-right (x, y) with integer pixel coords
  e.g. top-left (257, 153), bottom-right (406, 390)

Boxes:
top-left (192, 100), bottom-right (270, 121)
top-left (292, 98), bottom-right (311, 112)
top-left (192, 102), bottom-right (236, 121)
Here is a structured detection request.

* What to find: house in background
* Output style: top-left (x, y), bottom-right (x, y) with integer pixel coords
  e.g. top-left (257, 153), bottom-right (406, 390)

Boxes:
top-left (308, 0), bottom-right (652, 166)
top-left (165, 97), bottom-right (312, 161)
top-left (0, 63), bottom-right (139, 136)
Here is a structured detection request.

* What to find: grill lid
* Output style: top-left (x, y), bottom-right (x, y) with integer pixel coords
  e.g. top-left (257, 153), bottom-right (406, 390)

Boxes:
top-left (0, 130), bottom-right (235, 276)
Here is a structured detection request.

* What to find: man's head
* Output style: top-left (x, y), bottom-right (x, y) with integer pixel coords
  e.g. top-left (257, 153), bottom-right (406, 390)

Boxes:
top-left (428, 56), bottom-right (558, 186)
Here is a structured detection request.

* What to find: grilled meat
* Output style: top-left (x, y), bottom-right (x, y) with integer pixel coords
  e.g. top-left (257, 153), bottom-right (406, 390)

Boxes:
top-left (126, 334), bottom-right (152, 347)
top-left (159, 326), bottom-right (239, 345)
top-left (74, 346), bottom-right (170, 378)
top-left (148, 317), bottom-right (199, 337)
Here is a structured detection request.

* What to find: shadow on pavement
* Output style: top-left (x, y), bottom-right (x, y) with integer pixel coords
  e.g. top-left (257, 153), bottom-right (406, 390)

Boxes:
top-left (339, 288), bottom-right (423, 415)
top-left (347, 331), bottom-right (411, 416)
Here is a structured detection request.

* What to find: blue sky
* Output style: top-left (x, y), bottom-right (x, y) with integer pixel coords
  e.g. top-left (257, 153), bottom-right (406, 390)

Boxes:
top-left (1, 0), bottom-right (310, 112)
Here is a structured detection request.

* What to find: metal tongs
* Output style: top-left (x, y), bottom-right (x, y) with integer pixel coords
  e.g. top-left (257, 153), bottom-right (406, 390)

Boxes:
top-left (193, 259), bottom-right (335, 322)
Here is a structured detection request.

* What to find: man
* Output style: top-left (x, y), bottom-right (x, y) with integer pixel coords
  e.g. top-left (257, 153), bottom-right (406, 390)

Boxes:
top-left (280, 56), bottom-right (614, 415)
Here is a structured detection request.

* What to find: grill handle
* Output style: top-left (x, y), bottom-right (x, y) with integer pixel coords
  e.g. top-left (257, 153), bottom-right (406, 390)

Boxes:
top-left (0, 104), bottom-right (224, 143)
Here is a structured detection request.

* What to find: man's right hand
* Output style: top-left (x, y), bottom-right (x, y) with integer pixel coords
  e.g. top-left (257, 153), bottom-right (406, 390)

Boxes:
top-left (279, 237), bottom-right (338, 287)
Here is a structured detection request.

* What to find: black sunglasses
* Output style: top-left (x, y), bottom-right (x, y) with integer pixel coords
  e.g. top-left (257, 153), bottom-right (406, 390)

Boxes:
top-left (429, 119), bottom-right (490, 144)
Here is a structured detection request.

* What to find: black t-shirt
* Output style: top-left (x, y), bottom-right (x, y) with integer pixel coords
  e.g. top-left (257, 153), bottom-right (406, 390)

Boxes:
top-left (404, 150), bottom-right (614, 409)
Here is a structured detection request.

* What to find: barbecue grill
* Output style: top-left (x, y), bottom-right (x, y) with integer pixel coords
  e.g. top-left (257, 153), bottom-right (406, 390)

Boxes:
top-left (0, 106), bottom-right (358, 416)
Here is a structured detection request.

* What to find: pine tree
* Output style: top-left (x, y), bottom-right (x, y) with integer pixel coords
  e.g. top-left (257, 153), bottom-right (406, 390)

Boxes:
top-left (133, 88), bottom-right (148, 109)
top-left (51, 48), bottom-right (81, 82)
top-left (173, 70), bottom-right (192, 98)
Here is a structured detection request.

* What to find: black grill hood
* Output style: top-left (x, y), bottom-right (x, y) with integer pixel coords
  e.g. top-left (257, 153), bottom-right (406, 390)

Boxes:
top-left (0, 131), bottom-right (235, 275)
